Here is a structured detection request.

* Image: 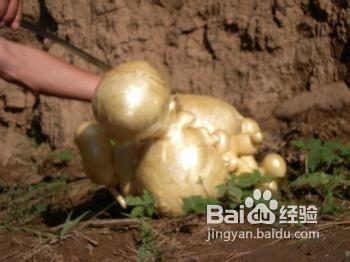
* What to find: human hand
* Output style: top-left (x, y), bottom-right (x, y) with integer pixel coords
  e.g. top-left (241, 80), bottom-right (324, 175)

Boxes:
top-left (0, 0), bottom-right (22, 30)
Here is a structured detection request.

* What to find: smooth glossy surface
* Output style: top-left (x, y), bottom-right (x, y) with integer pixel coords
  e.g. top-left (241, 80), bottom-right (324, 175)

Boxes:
top-left (75, 60), bottom-right (287, 216)
top-left (75, 122), bottom-right (116, 186)
top-left (92, 61), bottom-right (172, 143)
top-left (176, 94), bottom-right (243, 135)
top-left (135, 114), bottom-right (227, 216)
top-left (261, 153), bottom-right (287, 178)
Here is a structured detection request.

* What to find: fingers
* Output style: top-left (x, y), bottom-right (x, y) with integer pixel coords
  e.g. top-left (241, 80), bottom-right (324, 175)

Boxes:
top-left (3, 0), bottom-right (20, 27)
top-left (11, 0), bottom-right (22, 29)
top-left (1, 0), bottom-right (22, 30)
top-left (0, 0), bottom-right (10, 26)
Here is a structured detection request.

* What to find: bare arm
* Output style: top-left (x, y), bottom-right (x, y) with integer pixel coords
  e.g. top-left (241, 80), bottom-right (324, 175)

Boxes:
top-left (0, 37), bottom-right (100, 101)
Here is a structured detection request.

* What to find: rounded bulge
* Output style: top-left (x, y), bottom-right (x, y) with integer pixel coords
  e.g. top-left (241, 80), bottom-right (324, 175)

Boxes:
top-left (176, 94), bottom-right (243, 135)
top-left (233, 153), bottom-right (287, 192)
top-left (134, 115), bottom-right (228, 217)
top-left (175, 94), bottom-right (266, 170)
top-left (92, 61), bottom-right (172, 143)
top-left (74, 122), bottom-right (117, 187)
top-left (89, 60), bottom-right (286, 211)
top-left (175, 94), bottom-right (246, 171)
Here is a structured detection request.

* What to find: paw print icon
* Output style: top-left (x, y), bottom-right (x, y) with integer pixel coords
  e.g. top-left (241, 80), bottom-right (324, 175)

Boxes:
top-left (245, 189), bottom-right (279, 224)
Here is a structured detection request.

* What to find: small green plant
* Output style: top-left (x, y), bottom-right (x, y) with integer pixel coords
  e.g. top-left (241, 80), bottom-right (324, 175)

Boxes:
top-left (56, 211), bottom-right (89, 238)
top-left (182, 196), bottom-right (220, 215)
top-left (125, 190), bottom-right (157, 218)
top-left (51, 149), bottom-right (73, 163)
top-left (136, 221), bottom-right (163, 262)
top-left (182, 170), bottom-right (273, 214)
top-left (109, 139), bottom-right (117, 146)
top-left (0, 175), bottom-right (69, 225)
top-left (292, 138), bottom-right (350, 173)
top-left (181, 138), bottom-right (350, 216)
top-left (217, 170), bottom-right (273, 208)
top-left (291, 138), bottom-right (350, 213)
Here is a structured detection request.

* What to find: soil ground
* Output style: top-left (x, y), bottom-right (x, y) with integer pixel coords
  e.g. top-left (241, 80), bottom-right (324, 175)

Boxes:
top-left (0, 161), bottom-right (348, 262)
top-left (0, 210), bottom-right (349, 261)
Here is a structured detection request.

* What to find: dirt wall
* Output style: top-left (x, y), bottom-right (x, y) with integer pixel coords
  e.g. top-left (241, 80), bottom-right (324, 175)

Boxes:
top-left (1, 0), bottom-right (350, 165)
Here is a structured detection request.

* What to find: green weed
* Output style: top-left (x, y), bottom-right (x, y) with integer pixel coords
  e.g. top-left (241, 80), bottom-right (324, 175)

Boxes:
top-left (136, 221), bottom-right (163, 262)
top-left (182, 196), bottom-right (220, 215)
top-left (109, 139), bottom-right (117, 146)
top-left (0, 175), bottom-right (69, 225)
top-left (125, 190), bottom-right (157, 218)
top-left (50, 149), bottom-right (73, 163)
top-left (56, 211), bottom-right (90, 238)
top-left (182, 170), bottom-right (273, 214)
top-left (291, 138), bottom-right (350, 213)
top-left (216, 170), bottom-right (274, 208)
top-left (182, 138), bottom-right (350, 215)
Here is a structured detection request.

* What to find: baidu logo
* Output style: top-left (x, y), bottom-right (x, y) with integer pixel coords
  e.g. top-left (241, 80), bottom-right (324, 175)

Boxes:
top-left (207, 189), bottom-right (318, 225)
top-left (245, 189), bottom-right (278, 224)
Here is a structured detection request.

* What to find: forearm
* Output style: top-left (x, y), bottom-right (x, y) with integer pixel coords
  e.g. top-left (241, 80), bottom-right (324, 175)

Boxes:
top-left (0, 38), bottom-right (100, 101)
